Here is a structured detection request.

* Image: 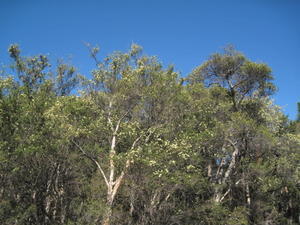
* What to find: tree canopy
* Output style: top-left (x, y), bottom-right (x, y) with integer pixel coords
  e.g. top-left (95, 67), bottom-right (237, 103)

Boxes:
top-left (0, 44), bottom-right (299, 225)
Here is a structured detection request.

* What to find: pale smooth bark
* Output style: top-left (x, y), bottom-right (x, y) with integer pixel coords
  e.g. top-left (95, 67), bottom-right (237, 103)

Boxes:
top-left (222, 139), bottom-right (239, 184)
top-left (73, 105), bottom-right (155, 225)
top-left (214, 138), bottom-right (240, 203)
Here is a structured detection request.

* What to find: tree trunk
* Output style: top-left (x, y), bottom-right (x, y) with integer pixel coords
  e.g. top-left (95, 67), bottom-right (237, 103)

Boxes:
top-left (102, 202), bottom-right (113, 225)
top-left (213, 140), bottom-right (240, 203)
top-left (102, 171), bottom-right (114, 225)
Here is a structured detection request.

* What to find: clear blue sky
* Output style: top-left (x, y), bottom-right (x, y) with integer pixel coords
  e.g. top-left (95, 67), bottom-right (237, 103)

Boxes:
top-left (1, 0), bottom-right (299, 119)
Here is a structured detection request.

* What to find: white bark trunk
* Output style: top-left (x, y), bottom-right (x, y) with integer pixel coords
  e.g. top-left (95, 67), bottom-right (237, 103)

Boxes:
top-left (73, 101), bottom-right (155, 225)
top-left (246, 183), bottom-right (251, 207)
top-left (223, 144), bottom-right (239, 183)
top-left (214, 139), bottom-right (240, 203)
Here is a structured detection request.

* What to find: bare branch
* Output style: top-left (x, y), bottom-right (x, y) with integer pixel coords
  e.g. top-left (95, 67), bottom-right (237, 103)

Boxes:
top-left (111, 171), bottom-right (125, 201)
top-left (222, 138), bottom-right (240, 183)
top-left (215, 140), bottom-right (228, 182)
top-left (107, 100), bottom-right (114, 132)
top-left (84, 42), bottom-right (101, 67)
top-left (72, 140), bottom-right (109, 187)
top-left (219, 179), bottom-right (242, 202)
top-left (111, 128), bottom-right (156, 201)
top-left (219, 189), bottom-right (230, 202)
top-left (114, 109), bottom-right (130, 135)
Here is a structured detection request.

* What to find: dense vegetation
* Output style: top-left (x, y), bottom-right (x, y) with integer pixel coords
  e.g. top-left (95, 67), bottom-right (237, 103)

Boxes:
top-left (0, 44), bottom-right (299, 225)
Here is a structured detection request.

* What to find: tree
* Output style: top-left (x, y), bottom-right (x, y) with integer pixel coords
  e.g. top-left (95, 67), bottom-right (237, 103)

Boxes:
top-left (0, 45), bottom-right (85, 225)
top-left (1, 43), bottom-right (299, 225)
top-left (188, 46), bottom-right (276, 111)
top-left (47, 44), bottom-right (184, 225)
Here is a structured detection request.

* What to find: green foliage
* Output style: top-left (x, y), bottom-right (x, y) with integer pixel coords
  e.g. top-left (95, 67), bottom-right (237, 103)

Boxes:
top-left (0, 44), bottom-right (299, 225)
top-left (188, 46), bottom-right (276, 111)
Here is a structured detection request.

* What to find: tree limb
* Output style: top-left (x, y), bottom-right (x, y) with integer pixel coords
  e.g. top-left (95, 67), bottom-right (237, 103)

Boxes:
top-left (222, 138), bottom-right (239, 183)
top-left (72, 139), bottom-right (109, 187)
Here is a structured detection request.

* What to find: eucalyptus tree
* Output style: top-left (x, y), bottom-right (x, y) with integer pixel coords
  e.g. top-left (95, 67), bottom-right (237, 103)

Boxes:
top-left (188, 46), bottom-right (276, 111)
top-left (47, 44), bottom-right (184, 225)
top-left (186, 47), bottom-right (284, 224)
top-left (1, 43), bottom-right (299, 225)
top-left (0, 45), bottom-right (83, 225)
